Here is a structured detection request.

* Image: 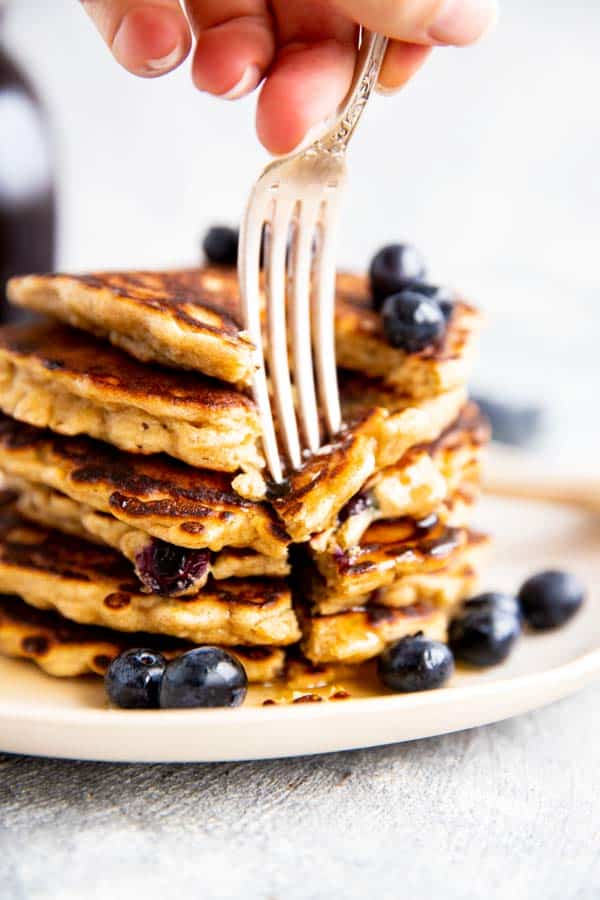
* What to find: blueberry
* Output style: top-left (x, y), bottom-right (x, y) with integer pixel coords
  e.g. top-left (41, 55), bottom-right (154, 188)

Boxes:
top-left (464, 591), bottom-right (521, 618)
top-left (338, 490), bottom-right (376, 523)
top-left (159, 647), bottom-right (248, 709)
top-left (518, 570), bottom-right (585, 630)
top-left (369, 243), bottom-right (427, 307)
top-left (377, 635), bottom-right (454, 692)
top-left (203, 226), bottom-right (239, 266)
top-left (135, 540), bottom-right (210, 596)
top-left (470, 394), bottom-right (544, 447)
top-left (105, 648), bottom-right (166, 709)
top-left (449, 608), bottom-right (521, 667)
top-left (381, 290), bottom-right (446, 352)
top-left (406, 282), bottom-right (455, 321)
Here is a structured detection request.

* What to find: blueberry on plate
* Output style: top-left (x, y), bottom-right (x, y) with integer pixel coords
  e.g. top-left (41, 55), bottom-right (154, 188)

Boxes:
top-left (463, 591), bottom-right (521, 618)
top-left (377, 634), bottom-right (454, 692)
top-left (159, 647), bottom-right (248, 709)
top-left (369, 243), bottom-right (427, 306)
top-left (449, 607), bottom-right (521, 667)
top-left (518, 570), bottom-right (585, 630)
top-left (105, 648), bottom-right (166, 709)
top-left (381, 290), bottom-right (446, 353)
top-left (203, 225), bottom-right (239, 266)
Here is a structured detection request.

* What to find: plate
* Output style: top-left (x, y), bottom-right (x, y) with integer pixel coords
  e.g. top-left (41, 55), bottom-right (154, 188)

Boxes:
top-left (1, 495), bottom-right (599, 762)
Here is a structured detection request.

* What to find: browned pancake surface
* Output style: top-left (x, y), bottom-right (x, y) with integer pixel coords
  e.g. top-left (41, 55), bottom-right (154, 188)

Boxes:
top-left (0, 594), bottom-right (285, 680)
top-left (0, 320), bottom-right (253, 415)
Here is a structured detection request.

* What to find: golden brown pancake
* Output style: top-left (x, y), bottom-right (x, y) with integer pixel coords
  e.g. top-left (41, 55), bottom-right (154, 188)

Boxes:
top-left (334, 271), bottom-right (480, 395)
top-left (292, 401), bottom-right (488, 551)
top-left (0, 413), bottom-right (287, 558)
top-left (301, 602), bottom-right (450, 664)
top-left (8, 266), bottom-right (480, 396)
top-left (10, 480), bottom-right (289, 596)
top-left (0, 320), bottom-right (262, 471)
top-left (0, 594), bottom-right (285, 681)
top-left (269, 376), bottom-right (467, 541)
top-left (0, 512), bottom-right (300, 646)
top-left (8, 269), bottom-right (256, 386)
top-left (307, 514), bottom-right (470, 609)
top-left (312, 530), bottom-right (489, 615)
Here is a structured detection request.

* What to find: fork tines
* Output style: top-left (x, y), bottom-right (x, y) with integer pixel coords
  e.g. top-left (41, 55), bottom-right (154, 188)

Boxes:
top-left (239, 180), bottom-right (342, 483)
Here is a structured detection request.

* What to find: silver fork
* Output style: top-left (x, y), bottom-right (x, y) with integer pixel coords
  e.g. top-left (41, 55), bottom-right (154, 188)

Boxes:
top-left (238, 30), bottom-right (388, 483)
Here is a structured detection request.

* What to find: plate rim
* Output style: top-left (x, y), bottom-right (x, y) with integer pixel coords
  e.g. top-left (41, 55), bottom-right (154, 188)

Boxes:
top-left (1, 639), bottom-right (599, 730)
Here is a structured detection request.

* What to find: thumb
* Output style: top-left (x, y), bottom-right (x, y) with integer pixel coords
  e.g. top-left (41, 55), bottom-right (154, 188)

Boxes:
top-left (331, 0), bottom-right (497, 46)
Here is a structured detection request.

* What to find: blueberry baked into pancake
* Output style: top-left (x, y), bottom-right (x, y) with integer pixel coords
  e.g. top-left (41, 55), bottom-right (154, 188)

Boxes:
top-left (0, 413), bottom-right (289, 596)
top-left (0, 511), bottom-right (300, 647)
top-left (0, 236), bottom-right (521, 709)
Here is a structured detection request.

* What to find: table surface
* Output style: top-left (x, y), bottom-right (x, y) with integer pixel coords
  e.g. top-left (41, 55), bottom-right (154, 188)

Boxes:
top-left (2, 684), bottom-right (600, 900)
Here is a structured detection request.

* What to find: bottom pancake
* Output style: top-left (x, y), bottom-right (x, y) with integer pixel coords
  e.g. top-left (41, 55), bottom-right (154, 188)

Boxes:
top-left (0, 512), bottom-right (300, 646)
top-left (0, 594), bottom-right (285, 681)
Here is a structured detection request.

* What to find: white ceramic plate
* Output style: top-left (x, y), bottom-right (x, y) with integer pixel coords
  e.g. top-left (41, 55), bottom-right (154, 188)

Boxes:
top-left (1, 495), bottom-right (599, 762)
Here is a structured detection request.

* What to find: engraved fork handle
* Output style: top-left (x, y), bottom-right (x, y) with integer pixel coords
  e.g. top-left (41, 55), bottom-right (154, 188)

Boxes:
top-left (306, 31), bottom-right (388, 157)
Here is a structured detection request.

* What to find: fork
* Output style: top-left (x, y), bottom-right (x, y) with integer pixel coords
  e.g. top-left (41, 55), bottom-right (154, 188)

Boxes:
top-left (238, 30), bottom-right (388, 483)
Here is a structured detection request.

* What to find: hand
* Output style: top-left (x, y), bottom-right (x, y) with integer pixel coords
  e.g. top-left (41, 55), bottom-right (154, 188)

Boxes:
top-left (81, 1), bottom-right (497, 153)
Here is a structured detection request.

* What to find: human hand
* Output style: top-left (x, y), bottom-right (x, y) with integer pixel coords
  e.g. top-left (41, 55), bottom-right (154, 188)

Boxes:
top-left (81, 1), bottom-right (497, 154)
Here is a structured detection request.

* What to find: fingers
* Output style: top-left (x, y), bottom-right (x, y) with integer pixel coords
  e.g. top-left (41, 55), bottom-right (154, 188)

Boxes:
top-left (256, 0), bottom-right (356, 154)
top-left (378, 41), bottom-right (431, 93)
top-left (256, 39), bottom-right (356, 154)
top-left (81, 1), bottom-right (191, 75)
top-left (184, 1), bottom-right (275, 98)
top-left (331, 0), bottom-right (498, 46)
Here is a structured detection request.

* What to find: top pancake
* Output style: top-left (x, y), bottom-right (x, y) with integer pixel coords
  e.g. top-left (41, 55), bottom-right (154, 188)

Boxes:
top-left (8, 269), bottom-right (256, 386)
top-left (8, 266), bottom-right (480, 397)
top-left (0, 319), bottom-right (262, 472)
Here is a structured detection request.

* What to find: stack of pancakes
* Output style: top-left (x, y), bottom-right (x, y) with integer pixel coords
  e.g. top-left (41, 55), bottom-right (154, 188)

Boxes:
top-left (0, 265), bottom-right (488, 693)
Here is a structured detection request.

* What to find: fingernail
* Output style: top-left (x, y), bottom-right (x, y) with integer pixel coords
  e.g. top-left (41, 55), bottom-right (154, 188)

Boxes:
top-left (428, 0), bottom-right (495, 45)
top-left (220, 65), bottom-right (261, 100)
top-left (376, 83), bottom-right (400, 96)
top-left (145, 44), bottom-right (182, 73)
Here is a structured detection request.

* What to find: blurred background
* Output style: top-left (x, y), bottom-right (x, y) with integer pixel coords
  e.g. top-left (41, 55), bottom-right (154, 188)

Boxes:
top-left (2, 0), bottom-right (598, 464)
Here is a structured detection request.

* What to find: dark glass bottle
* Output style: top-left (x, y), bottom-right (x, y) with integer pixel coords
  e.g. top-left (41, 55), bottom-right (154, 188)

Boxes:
top-left (0, 7), bottom-right (56, 322)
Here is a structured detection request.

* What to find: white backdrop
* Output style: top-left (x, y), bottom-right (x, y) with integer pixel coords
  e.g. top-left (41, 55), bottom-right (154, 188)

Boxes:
top-left (4, 0), bottom-right (599, 459)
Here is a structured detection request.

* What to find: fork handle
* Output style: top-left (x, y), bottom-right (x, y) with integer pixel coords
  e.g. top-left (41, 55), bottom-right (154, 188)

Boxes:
top-left (311, 31), bottom-right (388, 156)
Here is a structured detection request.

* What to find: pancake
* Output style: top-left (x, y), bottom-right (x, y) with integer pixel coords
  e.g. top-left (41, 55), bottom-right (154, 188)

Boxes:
top-left (309, 402), bottom-right (488, 553)
top-left (10, 480), bottom-right (289, 596)
top-left (283, 653), bottom-right (373, 691)
top-left (301, 602), bottom-right (450, 664)
top-left (307, 514), bottom-right (470, 609)
top-left (8, 267), bottom-right (480, 396)
top-left (8, 269), bottom-right (256, 386)
top-left (0, 320), bottom-right (262, 471)
top-left (0, 594), bottom-right (285, 681)
top-left (334, 271), bottom-right (480, 395)
top-left (269, 376), bottom-right (467, 541)
top-left (0, 513), bottom-right (300, 646)
top-left (0, 413), bottom-right (287, 558)
top-left (312, 530), bottom-right (489, 615)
